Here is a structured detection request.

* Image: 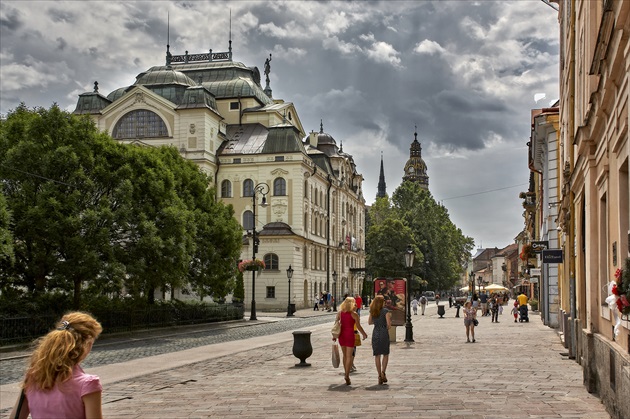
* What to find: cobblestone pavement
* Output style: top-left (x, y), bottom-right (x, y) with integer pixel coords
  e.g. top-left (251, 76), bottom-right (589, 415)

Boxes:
top-left (0, 304), bottom-right (612, 418)
top-left (0, 310), bottom-right (335, 385)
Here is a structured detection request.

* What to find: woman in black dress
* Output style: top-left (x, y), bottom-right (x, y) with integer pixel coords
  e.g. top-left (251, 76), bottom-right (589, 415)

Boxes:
top-left (368, 295), bottom-right (392, 385)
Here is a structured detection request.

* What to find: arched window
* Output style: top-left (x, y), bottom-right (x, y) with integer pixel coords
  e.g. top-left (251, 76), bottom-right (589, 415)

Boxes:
top-left (113, 109), bottom-right (169, 139)
top-left (274, 177), bottom-right (286, 196)
top-left (242, 210), bottom-right (254, 231)
top-left (221, 180), bottom-right (232, 198)
top-left (304, 181), bottom-right (308, 199)
top-left (243, 179), bottom-right (254, 197)
top-left (263, 253), bottom-right (280, 271)
top-left (264, 253), bottom-right (279, 270)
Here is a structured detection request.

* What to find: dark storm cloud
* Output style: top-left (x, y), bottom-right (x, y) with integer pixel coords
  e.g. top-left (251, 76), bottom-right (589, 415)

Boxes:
top-left (0, 0), bottom-right (559, 248)
top-left (0, 3), bottom-right (22, 31)
top-left (56, 37), bottom-right (67, 51)
top-left (49, 8), bottom-right (76, 24)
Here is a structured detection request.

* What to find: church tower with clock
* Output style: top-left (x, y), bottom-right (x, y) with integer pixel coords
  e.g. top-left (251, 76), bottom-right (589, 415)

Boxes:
top-left (402, 128), bottom-right (429, 190)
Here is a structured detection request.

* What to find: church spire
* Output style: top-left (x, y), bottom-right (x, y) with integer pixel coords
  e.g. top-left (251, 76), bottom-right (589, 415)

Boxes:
top-left (376, 152), bottom-right (387, 199)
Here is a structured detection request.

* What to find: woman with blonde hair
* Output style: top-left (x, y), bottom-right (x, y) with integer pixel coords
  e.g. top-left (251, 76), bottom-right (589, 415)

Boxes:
top-left (11, 311), bottom-right (103, 419)
top-left (368, 295), bottom-right (392, 385)
top-left (333, 297), bottom-right (367, 385)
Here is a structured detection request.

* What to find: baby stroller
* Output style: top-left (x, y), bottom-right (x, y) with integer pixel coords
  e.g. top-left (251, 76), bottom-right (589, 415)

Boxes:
top-left (518, 305), bottom-right (529, 322)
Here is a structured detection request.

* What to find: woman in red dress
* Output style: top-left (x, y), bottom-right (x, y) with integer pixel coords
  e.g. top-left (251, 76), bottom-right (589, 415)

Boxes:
top-left (334, 297), bottom-right (367, 385)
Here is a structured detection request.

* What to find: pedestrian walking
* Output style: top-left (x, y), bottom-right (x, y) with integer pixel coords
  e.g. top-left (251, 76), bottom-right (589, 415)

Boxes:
top-left (333, 297), bottom-right (367, 386)
top-left (313, 295), bottom-right (319, 311)
top-left (511, 301), bottom-right (519, 322)
top-left (354, 294), bottom-right (363, 316)
top-left (411, 297), bottom-right (418, 315)
top-left (480, 292), bottom-right (488, 316)
top-left (11, 312), bottom-right (104, 419)
top-left (368, 295), bottom-right (392, 385)
top-left (419, 294), bottom-right (427, 315)
top-left (491, 296), bottom-right (500, 323)
top-left (463, 301), bottom-right (477, 343)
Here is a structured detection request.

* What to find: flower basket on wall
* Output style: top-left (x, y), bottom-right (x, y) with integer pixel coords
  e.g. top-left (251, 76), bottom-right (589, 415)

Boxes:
top-left (238, 258), bottom-right (265, 273)
top-left (606, 257), bottom-right (630, 337)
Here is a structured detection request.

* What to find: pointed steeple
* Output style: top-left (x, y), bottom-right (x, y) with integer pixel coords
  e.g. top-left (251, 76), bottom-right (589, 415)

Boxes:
top-left (377, 152), bottom-right (387, 199)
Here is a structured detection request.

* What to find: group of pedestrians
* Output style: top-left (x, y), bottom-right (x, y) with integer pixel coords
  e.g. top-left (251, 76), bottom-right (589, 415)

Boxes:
top-left (313, 291), bottom-right (334, 312)
top-left (462, 291), bottom-right (531, 343)
top-left (410, 294), bottom-right (428, 315)
top-left (332, 295), bottom-right (392, 386)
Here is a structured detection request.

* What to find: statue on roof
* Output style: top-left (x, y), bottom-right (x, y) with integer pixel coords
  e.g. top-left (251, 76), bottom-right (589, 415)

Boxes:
top-left (264, 54), bottom-right (272, 86)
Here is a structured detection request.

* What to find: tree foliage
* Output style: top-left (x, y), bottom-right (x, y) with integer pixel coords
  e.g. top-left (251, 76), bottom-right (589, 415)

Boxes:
top-left (0, 104), bottom-right (242, 308)
top-left (366, 181), bottom-right (474, 294)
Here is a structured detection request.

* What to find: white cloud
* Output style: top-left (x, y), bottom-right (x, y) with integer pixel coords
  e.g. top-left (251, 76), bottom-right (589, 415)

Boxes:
top-left (365, 41), bottom-right (401, 67)
top-left (413, 39), bottom-right (446, 55)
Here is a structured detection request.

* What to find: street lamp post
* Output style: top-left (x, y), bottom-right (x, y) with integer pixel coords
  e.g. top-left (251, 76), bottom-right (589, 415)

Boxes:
top-left (477, 276), bottom-right (483, 296)
top-left (469, 271), bottom-right (475, 296)
top-left (332, 271), bottom-right (338, 311)
top-left (250, 182), bottom-right (269, 321)
top-left (286, 264), bottom-right (294, 317)
top-left (404, 244), bottom-right (415, 343)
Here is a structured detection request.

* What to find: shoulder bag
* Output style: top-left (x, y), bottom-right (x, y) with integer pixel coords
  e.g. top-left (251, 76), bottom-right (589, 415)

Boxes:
top-left (14, 389), bottom-right (25, 419)
top-left (331, 315), bottom-right (341, 339)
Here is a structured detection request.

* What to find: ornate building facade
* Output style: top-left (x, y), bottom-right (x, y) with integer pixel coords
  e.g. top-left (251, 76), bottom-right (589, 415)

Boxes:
top-left (73, 42), bottom-right (366, 311)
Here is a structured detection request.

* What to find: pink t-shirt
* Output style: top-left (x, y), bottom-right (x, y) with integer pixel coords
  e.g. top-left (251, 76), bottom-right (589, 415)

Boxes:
top-left (26, 365), bottom-right (102, 419)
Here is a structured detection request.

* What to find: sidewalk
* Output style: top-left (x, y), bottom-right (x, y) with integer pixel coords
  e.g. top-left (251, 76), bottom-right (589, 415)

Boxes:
top-left (1, 303), bottom-right (611, 418)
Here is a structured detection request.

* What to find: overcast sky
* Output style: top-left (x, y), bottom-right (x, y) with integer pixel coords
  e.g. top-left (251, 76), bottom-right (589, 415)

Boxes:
top-left (0, 0), bottom-right (559, 250)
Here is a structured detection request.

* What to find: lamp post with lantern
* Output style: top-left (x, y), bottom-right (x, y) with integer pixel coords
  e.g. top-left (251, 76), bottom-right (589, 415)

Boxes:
top-left (249, 182), bottom-right (269, 321)
top-left (404, 244), bottom-right (415, 343)
top-left (286, 264), bottom-right (294, 317)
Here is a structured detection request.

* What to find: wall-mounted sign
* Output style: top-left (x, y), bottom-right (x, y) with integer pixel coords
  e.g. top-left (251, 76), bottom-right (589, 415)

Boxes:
top-left (530, 268), bottom-right (541, 276)
top-left (531, 241), bottom-right (549, 253)
top-left (542, 249), bottom-right (563, 263)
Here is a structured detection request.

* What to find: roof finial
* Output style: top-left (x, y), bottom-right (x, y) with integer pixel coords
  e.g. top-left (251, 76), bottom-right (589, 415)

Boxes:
top-left (93, 81), bottom-right (99, 93)
top-left (320, 119), bottom-right (324, 133)
top-left (340, 140), bottom-right (343, 152)
top-left (228, 9), bottom-right (232, 60)
top-left (414, 124), bottom-right (418, 142)
top-left (166, 12), bottom-right (172, 66)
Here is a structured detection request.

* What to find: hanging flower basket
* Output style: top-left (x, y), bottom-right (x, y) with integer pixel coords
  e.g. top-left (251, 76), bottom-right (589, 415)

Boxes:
top-left (238, 258), bottom-right (265, 273)
top-left (519, 244), bottom-right (534, 262)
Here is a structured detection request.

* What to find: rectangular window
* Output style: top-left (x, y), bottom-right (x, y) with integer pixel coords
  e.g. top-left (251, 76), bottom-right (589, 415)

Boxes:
top-left (230, 102), bottom-right (240, 110)
top-left (233, 158), bottom-right (241, 164)
top-left (266, 286), bottom-right (275, 298)
top-left (275, 156), bottom-right (284, 162)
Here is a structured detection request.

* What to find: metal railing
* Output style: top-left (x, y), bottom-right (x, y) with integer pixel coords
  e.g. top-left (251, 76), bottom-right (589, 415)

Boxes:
top-left (0, 304), bottom-right (244, 347)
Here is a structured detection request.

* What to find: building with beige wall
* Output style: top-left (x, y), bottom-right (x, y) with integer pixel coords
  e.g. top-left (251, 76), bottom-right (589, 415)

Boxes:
top-left (74, 43), bottom-right (366, 311)
top-left (545, 1), bottom-right (629, 417)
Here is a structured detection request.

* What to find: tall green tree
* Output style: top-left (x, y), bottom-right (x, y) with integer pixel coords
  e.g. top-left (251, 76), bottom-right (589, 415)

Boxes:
top-left (366, 181), bottom-right (474, 294)
top-left (0, 104), bottom-right (131, 307)
top-left (392, 181), bottom-right (474, 292)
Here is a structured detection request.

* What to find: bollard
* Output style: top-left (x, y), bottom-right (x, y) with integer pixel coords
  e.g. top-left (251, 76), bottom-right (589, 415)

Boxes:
top-left (437, 304), bottom-right (445, 318)
top-left (455, 303), bottom-right (461, 318)
top-left (292, 331), bottom-right (312, 367)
